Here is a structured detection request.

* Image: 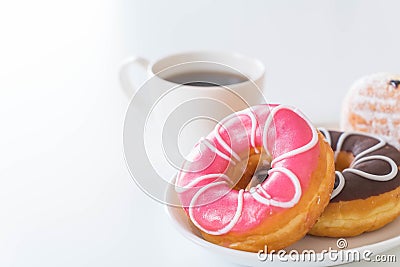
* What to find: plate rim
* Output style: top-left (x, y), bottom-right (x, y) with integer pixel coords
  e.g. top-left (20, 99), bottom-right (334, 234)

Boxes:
top-left (165, 183), bottom-right (400, 265)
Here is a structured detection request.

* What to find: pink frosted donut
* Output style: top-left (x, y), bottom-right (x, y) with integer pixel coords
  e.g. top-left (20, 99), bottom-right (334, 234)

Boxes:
top-left (175, 104), bottom-right (335, 252)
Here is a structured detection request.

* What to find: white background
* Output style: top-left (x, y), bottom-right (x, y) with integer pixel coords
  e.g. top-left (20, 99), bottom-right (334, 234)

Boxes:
top-left (1, 0), bottom-right (399, 266)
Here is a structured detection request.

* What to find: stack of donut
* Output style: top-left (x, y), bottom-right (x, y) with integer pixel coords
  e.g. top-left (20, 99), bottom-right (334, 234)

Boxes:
top-left (175, 74), bottom-right (400, 253)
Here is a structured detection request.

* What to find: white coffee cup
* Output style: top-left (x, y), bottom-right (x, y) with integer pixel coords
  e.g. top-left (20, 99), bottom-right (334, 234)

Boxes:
top-left (120, 51), bottom-right (265, 178)
top-left (120, 50), bottom-right (265, 98)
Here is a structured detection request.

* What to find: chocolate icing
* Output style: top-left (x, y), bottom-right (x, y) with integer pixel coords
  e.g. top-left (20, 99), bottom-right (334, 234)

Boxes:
top-left (389, 80), bottom-right (400, 89)
top-left (320, 130), bottom-right (400, 202)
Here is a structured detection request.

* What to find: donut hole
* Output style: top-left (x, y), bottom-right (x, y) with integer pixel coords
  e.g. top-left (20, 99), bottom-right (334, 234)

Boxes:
top-left (231, 148), bottom-right (272, 191)
top-left (335, 151), bottom-right (355, 172)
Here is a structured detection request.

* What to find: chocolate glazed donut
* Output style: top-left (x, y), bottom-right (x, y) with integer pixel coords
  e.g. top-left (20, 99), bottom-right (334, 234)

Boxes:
top-left (309, 129), bottom-right (400, 237)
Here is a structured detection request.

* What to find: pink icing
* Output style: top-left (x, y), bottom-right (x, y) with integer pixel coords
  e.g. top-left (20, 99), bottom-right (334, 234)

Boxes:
top-left (175, 104), bottom-right (320, 235)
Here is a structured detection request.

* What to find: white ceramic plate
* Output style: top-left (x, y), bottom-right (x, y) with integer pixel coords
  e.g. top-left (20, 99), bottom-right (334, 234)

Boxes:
top-left (165, 182), bottom-right (400, 266)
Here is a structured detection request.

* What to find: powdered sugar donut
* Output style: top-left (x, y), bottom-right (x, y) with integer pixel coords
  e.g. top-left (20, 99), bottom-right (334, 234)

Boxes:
top-left (175, 104), bottom-right (335, 252)
top-left (341, 73), bottom-right (400, 150)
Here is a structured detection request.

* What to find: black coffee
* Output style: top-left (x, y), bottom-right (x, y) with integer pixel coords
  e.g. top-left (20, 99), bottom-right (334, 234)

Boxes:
top-left (165, 71), bottom-right (248, 87)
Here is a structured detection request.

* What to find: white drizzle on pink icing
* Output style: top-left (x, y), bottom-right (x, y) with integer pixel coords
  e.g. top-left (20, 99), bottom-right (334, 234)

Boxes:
top-left (215, 107), bottom-right (260, 156)
top-left (250, 167), bottom-right (302, 208)
top-left (176, 105), bottom-right (319, 235)
top-left (255, 184), bottom-right (271, 199)
top-left (264, 106), bottom-right (318, 166)
top-left (250, 105), bottom-right (318, 207)
top-left (189, 183), bottom-right (245, 235)
top-left (199, 137), bottom-right (237, 165)
top-left (175, 173), bottom-right (231, 193)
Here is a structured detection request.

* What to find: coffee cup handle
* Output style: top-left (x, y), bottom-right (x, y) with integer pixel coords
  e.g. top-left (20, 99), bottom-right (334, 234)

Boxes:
top-left (119, 56), bottom-right (150, 98)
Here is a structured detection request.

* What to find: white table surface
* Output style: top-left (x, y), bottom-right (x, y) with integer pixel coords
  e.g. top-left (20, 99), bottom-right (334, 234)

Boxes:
top-left (1, 1), bottom-right (399, 266)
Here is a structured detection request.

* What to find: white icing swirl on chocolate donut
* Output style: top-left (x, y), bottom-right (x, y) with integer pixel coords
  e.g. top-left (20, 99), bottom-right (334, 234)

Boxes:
top-left (330, 171), bottom-right (345, 199)
top-left (318, 128), bottom-right (399, 200)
